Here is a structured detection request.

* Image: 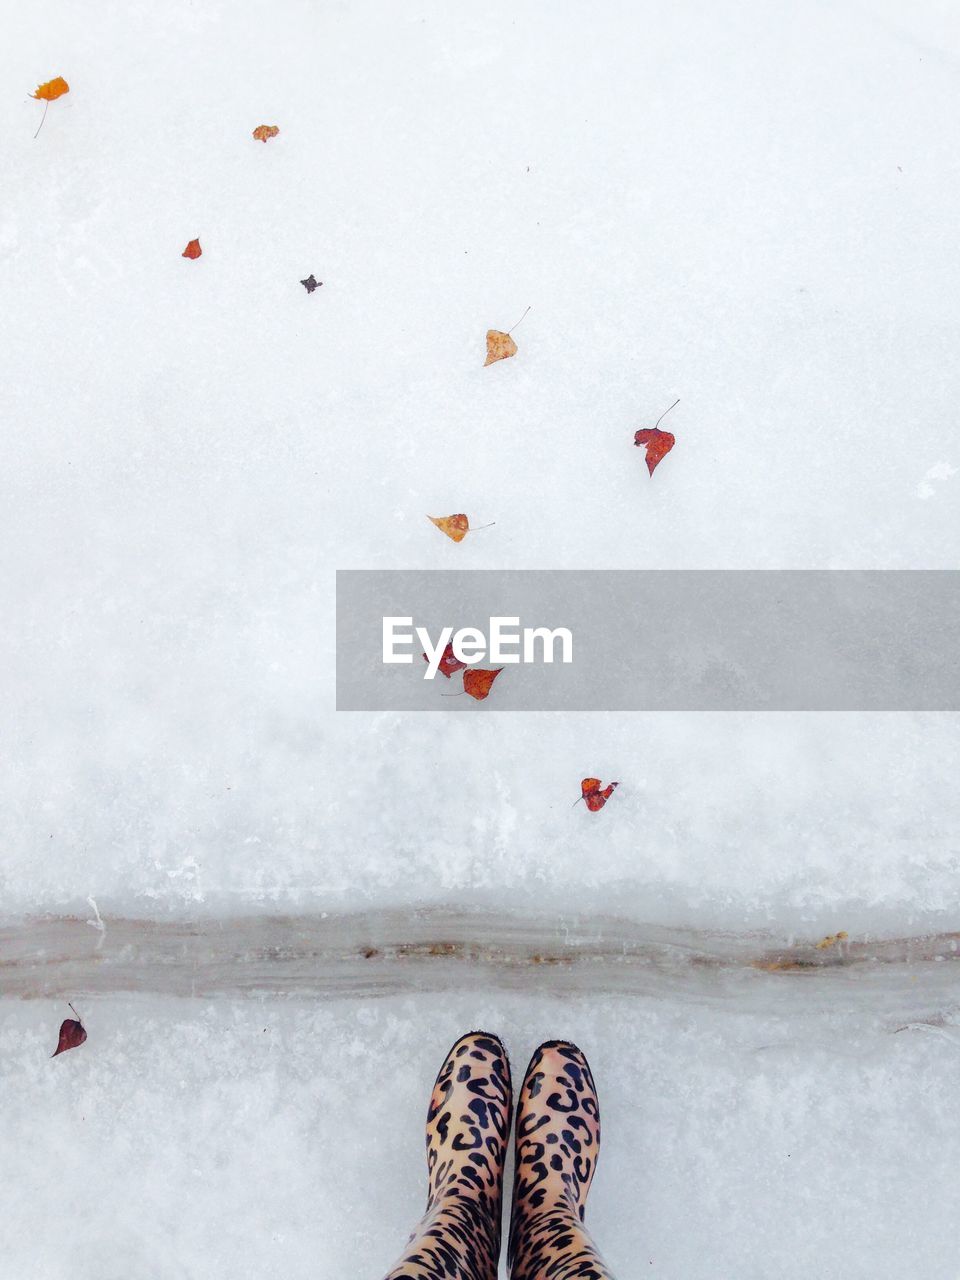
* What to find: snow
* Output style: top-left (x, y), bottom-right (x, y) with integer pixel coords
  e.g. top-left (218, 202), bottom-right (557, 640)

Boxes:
top-left (1, 0), bottom-right (959, 926)
top-left (2, 988), bottom-right (959, 1279)
top-left (2, 0), bottom-right (960, 1272)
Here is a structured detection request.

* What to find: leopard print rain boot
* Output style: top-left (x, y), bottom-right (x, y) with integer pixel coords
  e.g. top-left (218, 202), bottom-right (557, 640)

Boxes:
top-left (508, 1040), bottom-right (617, 1280)
top-left (383, 1030), bottom-right (513, 1280)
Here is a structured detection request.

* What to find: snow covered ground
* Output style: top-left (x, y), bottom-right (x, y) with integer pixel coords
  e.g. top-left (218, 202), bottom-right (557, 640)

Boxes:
top-left (3, 0), bottom-right (960, 1274)
top-left (3, 988), bottom-right (959, 1279)
top-left (2, 0), bottom-right (959, 928)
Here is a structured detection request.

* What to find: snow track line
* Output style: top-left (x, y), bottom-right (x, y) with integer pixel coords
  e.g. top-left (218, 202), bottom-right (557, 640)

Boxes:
top-left (2, 911), bottom-right (959, 1015)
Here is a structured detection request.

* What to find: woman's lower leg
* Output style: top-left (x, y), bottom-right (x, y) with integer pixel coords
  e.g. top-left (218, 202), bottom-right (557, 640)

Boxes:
top-left (508, 1041), bottom-right (618, 1280)
top-left (382, 1031), bottom-right (513, 1280)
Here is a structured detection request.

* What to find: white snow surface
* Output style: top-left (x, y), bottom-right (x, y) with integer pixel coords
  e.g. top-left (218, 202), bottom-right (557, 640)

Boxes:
top-left (3, 8), bottom-right (960, 1273)
top-left (2, 0), bottom-right (960, 930)
top-left (2, 989), bottom-right (959, 1279)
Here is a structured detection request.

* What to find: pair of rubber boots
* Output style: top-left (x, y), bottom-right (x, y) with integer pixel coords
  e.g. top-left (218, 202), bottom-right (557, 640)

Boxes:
top-left (383, 1032), bottom-right (614, 1280)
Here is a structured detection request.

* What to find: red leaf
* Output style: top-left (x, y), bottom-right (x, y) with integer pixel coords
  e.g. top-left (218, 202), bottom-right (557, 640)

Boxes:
top-left (52, 1017), bottom-right (86, 1057)
top-left (580, 777), bottom-right (618, 812)
top-left (463, 668), bottom-right (503, 701)
top-left (634, 400), bottom-right (680, 476)
top-left (423, 643), bottom-right (467, 679)
top-left (634, 427), bottom-right (675, 476)
top-left (182, 238), bottom-right (202, 260)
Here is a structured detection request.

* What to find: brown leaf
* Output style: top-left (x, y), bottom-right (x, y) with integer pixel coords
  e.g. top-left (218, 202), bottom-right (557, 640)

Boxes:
top-left (463, 668), bottom-right (503, 701)
top-left (31, 77), bottom-right (69, 101)
top-left (182, 238), bottom-right (202, 260)
top-left (484, 330), bottom-right (517, 367)
top-left (428, 514), bottom-right (470, 542)
top-left (252, 124), bottom-right (279, 143)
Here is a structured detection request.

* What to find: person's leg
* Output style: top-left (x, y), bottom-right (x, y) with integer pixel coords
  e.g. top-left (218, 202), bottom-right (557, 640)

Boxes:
top-left (508, 1041), bottom-right (617, 1280)
top-left (382, 1030), bottom-right (513, 1280)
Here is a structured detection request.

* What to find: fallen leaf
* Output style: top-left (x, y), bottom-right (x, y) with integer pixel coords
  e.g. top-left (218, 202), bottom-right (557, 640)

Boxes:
top-left (484, 330), bottom-right (517, 366)
top-left (463, 668), bottom-right (503, 701)
top-left (423, 643), bottom-right (467, 678)
top-left (484, 306), bottom-right (530, 366)
top-left (579, 777), bottom-right (618, 812)
top-left (31, 77), bottom-right (69, 101)
top-left (252, 124), bottom-right (279, 143)
top-left (634, 399), bottom-right (680, 476)
top-left (52, 1004), bottom-right (86, 1057)
top-left (30, 77), bottom-right (70, 138)
top-left (634, 428), bottom-right (674, 476)
top-left (428, 514), bottom-right (470, 542)
top-left (182, 238), bottom-right (202, 260)
top-left (300, 274), bottom-right (321, 293)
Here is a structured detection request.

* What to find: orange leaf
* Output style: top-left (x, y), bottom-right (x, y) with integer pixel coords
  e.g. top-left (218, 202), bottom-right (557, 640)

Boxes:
top-left (428, 514), bottom-right (470, 542)
top-left (31, 76), bottom-right (69, 101)
top-left (484, 330), bottom-right (517, 367)
top-left (463, 668), bottom-right (503, 701)
top-left (252, 124), bottom-right (280, 143)
top-left (182, 238), bottom-right (202, 260)
top-left (580, 777), bottom-right (618, 812)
